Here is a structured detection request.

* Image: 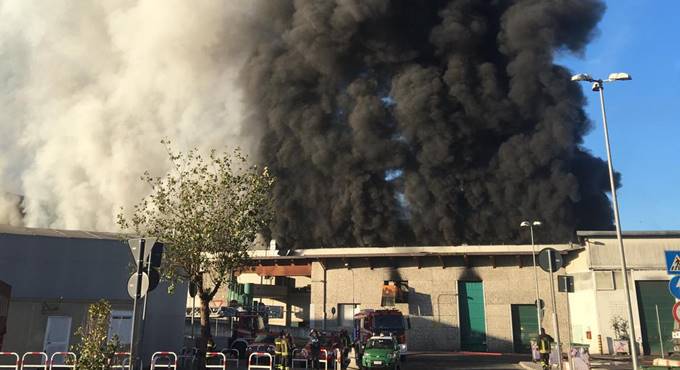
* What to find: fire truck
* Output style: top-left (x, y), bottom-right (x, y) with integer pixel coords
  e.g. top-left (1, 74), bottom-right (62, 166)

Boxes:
top-left (218, 306), bottom-right (267, 358)
top-left (353, 309), bottom-right (409, 362)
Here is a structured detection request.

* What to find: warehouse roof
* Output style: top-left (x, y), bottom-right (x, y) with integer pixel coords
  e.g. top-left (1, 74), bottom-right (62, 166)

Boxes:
top-left (0, 224), bottom-right (122, 239)
top-left (577, 230), bottom-right (680, 238)
top-left (250, 243), bottom-right (578, 260)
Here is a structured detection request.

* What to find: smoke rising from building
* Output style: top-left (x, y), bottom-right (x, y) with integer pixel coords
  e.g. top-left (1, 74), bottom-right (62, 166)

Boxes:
top-left (0, 1), bottom-right (259, 229)
top-left (0, 0), bottom-right (615, 247)
top-left (240, 0), bottom-right (614, 247)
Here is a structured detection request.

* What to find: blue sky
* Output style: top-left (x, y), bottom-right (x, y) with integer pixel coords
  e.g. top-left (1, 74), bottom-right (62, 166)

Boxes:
top-left (557, 0), bottom-right (680, 231)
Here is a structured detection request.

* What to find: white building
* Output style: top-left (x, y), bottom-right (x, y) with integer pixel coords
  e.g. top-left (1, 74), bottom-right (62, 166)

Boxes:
top-left (566, 230), bottom-right (680, 355)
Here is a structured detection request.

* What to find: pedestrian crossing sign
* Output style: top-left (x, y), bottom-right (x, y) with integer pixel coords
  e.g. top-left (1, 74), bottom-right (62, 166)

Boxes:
top-left (665, 251), bottom-right (680, 274)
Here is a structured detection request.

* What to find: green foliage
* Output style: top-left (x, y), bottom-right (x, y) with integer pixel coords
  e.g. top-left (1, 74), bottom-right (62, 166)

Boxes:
top-left (117, 140), bottom-right (274, 301)
top-left (611, 315), bottom-right (629, 340)
top-left (71, 300), bottom-right (120, 370)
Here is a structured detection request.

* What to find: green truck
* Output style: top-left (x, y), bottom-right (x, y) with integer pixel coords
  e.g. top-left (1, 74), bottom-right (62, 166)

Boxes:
top-left (360, 335), bottom-right (402, 370)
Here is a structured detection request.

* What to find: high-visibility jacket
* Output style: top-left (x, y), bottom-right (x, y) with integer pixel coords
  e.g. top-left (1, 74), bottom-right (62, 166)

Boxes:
top-left (537, 334), bottom-right (554, 354)
top-left (275, 337), bottom-right (289, 356)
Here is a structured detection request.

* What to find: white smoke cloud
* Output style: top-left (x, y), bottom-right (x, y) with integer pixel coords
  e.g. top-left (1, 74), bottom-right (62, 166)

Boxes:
top-left (0, 0), bottom-right (261, 231)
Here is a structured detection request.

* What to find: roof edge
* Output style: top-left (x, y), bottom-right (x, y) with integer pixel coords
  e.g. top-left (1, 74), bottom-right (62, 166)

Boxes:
top-left (577, 230), bottom-right (680, 238)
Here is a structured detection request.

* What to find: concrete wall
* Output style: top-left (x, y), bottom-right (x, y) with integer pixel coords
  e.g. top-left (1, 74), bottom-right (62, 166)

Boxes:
top-left (4, 300), bottom-right (130, 354)
top-left (586, 236), bottom-right (680, 270)
top-left (310, 256), bottom-right (571, 353)
top-left (567, 234), bottom-right (680, 354)
top-left (0, 232), bottom-right (186, 358)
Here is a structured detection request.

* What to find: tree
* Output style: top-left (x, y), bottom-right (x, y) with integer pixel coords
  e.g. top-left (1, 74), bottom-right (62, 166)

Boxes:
top-left (611, 316), bottom-right (630, 341)
top-left (71, 300), bottom-right (120, 370)
top-left (117, 142), bottom-right (274, 351)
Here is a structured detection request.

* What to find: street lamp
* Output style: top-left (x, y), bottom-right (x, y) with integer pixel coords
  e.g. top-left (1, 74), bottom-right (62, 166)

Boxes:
top-left (521, 220), bottom-right (543, 337)
top-left (572, 72), bottom-right (638, 369)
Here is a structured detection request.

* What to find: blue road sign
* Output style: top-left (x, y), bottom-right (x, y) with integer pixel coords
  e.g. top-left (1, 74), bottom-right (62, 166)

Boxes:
top-left (669, 276), bottom-right (680, 299)
top-left (665, 251), bottom-right (680, 274)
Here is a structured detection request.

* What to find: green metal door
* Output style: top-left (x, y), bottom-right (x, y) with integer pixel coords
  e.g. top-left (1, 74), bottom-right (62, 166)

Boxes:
top-left (512, 304), bottom-right (539, 353)
top-left (636, 280), bottom-right (674, 355)
top-left (459, 281), bottom-right (487, 351)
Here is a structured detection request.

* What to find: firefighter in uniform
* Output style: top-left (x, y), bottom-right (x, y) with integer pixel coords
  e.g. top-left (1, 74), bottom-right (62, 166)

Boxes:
top-left (275, 331), bottom-right (290, 370)
top-left (537, 328), bottom-right (555, 370)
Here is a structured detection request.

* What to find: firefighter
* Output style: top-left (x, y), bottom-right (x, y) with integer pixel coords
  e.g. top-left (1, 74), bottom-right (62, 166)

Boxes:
top-left (309, 329), bottom-right (321, 369)
top-left (274, 331), bottom-right (289, 370)
top-left (285, 332), bottom-right (294, 368)
top-left (339, 329), bottom-right (351, 370)
top-left (537, 328), bottom-right (555, 370)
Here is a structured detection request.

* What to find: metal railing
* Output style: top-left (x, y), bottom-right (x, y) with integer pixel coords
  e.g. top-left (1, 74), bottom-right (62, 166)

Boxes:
top-left (204, 352), bottom-right (225, 370)
top-left (20, 353), bottom-right (47, 370)
top-left (318, 349), bottom-right (328, 370)
top-left (247, 352), bottom-right (272, 370)
top-left (0, 352), bottom-right (20, 370)
top-left (150, 352), bottom-right (177, 370)
top-left (48, 352), bottom-right (76, 370)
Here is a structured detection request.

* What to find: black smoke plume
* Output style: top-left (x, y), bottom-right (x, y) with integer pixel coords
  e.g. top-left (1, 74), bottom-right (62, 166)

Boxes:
top-left (240, 0), bottom-right (612, 248)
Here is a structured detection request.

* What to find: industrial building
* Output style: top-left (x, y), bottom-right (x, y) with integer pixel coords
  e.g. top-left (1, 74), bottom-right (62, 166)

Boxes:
top-left (216, 231), bottom-right (680, 355)
top-left (0, 225), bottom-right (187, 360)
top-left (0, 223), bottom-right (674, 357)
top-left (214, 243), bottom-right (575, 353)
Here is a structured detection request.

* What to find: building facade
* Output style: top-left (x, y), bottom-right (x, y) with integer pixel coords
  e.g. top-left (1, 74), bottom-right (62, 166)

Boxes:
top-left (244, 244), bottom-right (576, 353)
top-left (566, 230), bottom-right (680, 356)
top-left (0, 225), bottom-right (187, 361)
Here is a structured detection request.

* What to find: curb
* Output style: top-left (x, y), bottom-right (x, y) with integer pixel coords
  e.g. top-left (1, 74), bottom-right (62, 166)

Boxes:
top-left (519, 361), bottom-right (541, 370)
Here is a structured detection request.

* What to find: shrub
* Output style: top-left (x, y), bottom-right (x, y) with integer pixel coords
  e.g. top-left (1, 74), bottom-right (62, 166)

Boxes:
top-left (71, 300), bottom-right (120, 370)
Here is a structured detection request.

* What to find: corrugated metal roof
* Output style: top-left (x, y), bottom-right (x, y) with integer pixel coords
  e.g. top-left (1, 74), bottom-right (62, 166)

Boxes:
top-left (0, 224), bottom-right (124, 240)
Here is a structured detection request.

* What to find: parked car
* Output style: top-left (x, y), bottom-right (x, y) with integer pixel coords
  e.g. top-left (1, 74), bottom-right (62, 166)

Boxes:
top-left (359, 335), bottom-right (402, 370)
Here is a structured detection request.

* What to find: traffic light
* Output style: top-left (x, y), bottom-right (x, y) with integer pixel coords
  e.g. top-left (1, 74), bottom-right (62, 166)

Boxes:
top-left (145, 241), bottom-right (163, 292)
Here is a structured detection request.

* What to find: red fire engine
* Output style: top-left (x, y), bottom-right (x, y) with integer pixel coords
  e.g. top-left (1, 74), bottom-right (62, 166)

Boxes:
top-left (353, 309), bottom-right (409, 362)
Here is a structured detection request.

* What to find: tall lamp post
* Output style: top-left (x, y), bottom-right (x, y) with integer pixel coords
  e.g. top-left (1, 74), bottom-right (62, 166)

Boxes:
top-left (571, 72), bottom-right (638, 369)
top-left (521, 220), bottom-right (543, 336)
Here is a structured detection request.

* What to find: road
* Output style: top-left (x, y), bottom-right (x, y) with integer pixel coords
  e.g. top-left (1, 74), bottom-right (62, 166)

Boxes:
top-left (344, 352), bottom-right (527, 370)
top-left (399, 352), bottom-right (526, 369)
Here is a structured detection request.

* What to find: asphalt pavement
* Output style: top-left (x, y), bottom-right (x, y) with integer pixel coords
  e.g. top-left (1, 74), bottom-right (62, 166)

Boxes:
top-left (399, 352), bottom-right (526, 369)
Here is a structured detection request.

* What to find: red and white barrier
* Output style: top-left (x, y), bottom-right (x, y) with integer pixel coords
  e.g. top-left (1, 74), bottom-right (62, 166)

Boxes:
top-left (150, 352), bottom-right (177, 370)
top-left (48, 352), bottom-right (76, 370)
top-left (205, 352), bottom-right (226, 370)
top-left (319, 349), bottom-right (328, 370)
top-left (0, 352), bottom-right (20, 370)
top-left (335, 348), bottom-right (342, 370)
top-left (247, 352), bottom-right (272, 370)
top-left (220, 349), bottom-right (239, 368)
top-left (110, 352), bottom-right (131, 370)
top-left (20, 353), bottom-right (47, 370)
top-left (291, 349), bottom-right (308, 369)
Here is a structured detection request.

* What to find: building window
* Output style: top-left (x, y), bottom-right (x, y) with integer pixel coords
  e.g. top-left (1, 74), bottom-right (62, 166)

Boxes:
top-left (268, 305), bottom-right (284, 319)
top-left (381, 281), bottom-right (408, 306)
top-left (108, 310), bottom-right (132, 344)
